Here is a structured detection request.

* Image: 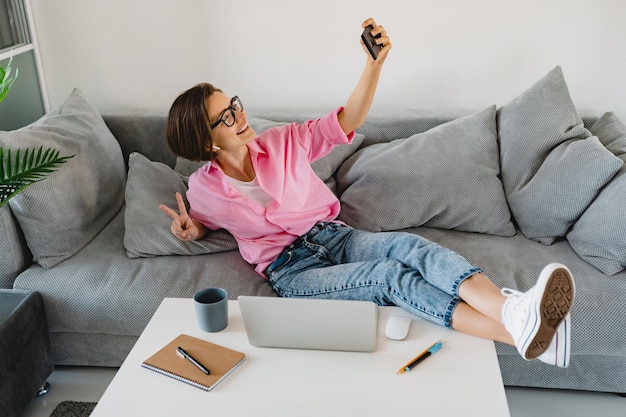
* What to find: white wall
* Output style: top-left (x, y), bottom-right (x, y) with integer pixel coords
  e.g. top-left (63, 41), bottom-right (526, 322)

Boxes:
top-left (29, 0), bottom-right (626, 121)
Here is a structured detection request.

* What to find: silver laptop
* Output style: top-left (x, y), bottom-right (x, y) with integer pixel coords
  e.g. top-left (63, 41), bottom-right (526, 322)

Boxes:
top-left (238, 296), bottom-right (378, 352)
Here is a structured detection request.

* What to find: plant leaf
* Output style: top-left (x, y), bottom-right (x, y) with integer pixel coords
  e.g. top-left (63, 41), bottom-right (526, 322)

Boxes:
top-left (0, 146), bottom-right (75, 207)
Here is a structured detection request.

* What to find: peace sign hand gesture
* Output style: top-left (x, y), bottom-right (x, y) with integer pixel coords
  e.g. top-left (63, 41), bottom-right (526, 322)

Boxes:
top-left (159, 192), bottom-right (207, 241)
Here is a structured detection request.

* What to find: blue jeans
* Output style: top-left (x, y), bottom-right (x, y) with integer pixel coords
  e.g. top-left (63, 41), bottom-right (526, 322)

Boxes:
top-left (265, 222), bottom-right (481, 328)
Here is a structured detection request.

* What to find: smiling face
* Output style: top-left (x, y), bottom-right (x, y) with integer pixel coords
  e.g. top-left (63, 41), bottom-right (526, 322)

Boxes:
top-left (207, 92), bottom-right (257, 155)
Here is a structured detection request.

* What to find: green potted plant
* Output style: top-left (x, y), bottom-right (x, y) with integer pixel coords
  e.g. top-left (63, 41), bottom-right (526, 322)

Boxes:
top-left (0, 54), bottom-right (74, 207)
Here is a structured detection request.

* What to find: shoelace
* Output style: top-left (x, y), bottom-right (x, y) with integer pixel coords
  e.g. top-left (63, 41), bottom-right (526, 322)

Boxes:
top-left (501, 288), bottom-right (522, 297)
top-left (501, 288), bottom-right (529, 318)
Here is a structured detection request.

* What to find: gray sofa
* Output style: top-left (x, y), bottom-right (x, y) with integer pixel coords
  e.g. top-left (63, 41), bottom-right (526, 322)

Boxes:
top-left (2, 66), bottom-right (625, 394)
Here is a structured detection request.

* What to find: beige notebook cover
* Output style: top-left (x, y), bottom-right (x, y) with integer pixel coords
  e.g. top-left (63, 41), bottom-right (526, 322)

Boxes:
top-left (142, 333), bottom-right (246, 391)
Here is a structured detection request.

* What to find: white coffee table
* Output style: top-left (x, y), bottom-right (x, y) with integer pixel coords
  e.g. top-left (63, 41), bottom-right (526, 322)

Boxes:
top-left (92, 298), bottom-right (510, 416)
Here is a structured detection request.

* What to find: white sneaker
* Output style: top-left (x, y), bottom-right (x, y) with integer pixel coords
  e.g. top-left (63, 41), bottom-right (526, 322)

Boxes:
top-left (537, 313), bottom-right (571, 368)
top-left (504, 304), bottom-right (572, 367)
top-left (501, 263), bottom-right (575, 361)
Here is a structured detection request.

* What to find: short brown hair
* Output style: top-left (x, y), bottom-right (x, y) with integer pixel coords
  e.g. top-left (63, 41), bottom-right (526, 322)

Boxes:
top-left (166, 83), bottom-right (222, 161)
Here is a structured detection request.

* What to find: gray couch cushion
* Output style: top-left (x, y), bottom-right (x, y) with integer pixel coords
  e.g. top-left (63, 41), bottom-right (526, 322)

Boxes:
top-left (103, 112), bottom-right (173, 168)
top-left (14, 208), bottom-right (274, 336)
top-left (408, 224), bottom-right (626, 393)
top-left (567, 112), bottom-right (626, 275)
top-left (310, 132), bottom-right (365, 181)
top-left (336, 106), bottom-right (515, 236)
top-left (1, 88), bottom-right (126, 268)
top-left (497, 66), bottom-right (622, 244)
top-left (124, 152), bottom-right (237, 257)
top-left (0, 205), bottom-right (30, 288)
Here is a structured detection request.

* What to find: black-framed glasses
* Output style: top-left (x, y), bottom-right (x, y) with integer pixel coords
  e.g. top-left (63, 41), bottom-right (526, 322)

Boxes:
top-left (210, 96), bottom-right (243, 129)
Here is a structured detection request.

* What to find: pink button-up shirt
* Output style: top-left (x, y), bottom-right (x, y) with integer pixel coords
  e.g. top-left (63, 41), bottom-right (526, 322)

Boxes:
top-left (187, 108), bottom-right (354, 277)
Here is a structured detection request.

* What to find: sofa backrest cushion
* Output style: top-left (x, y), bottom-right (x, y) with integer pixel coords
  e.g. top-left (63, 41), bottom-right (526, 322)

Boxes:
top-left (336, 105), bottom-right (516, 237)
top-left (497, 66), bottom-right (623, 245)
top-left (0, 205), bottom-right (30, 288)
top-left (124, 152), bottom-right (238, 257)
top-left (103, 113), bottom-right (173, 168)
top-left (567, 112), bottom-right (626, 275)
top-left (0, 88), bottom-right (126, 268)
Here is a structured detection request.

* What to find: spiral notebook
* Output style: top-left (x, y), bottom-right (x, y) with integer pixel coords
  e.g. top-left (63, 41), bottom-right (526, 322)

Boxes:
top-left (141, 333), bottom-right (246, 391)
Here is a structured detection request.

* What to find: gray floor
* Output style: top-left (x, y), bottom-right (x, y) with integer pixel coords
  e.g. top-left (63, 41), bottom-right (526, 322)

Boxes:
top-left (20, 366), bottom-right (626, 417)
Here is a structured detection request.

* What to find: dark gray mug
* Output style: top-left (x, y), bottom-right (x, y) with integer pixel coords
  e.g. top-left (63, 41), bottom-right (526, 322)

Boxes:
top-left (193, 288), bottom-right (228, 332)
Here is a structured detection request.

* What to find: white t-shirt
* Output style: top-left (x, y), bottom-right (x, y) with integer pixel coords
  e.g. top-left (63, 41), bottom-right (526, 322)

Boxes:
top-left (226, 176), bottom-right (274, 208)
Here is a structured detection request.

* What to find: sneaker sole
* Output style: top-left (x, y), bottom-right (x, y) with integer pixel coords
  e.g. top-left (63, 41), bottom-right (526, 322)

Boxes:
top-left (553, 314), bottom-right (570, 367)
top-left (525, 266), bottom-right (575, 360)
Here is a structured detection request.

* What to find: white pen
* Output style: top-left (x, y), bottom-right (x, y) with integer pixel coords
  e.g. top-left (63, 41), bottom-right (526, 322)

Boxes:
top-left (176, 346), bottom-right (210, 375)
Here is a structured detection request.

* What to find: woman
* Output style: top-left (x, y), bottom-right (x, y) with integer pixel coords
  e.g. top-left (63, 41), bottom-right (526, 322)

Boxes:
top-left (160, 18), bottom-right (575, 368)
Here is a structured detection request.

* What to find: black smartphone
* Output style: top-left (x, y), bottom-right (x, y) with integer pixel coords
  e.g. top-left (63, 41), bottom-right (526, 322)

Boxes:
top-left (361, 25), bottom-right (382, 60)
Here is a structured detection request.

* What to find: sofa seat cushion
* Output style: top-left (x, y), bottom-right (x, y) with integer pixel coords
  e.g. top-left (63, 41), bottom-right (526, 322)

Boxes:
top-left (336, 106), bottom-right (515, 236)
top-left (567, 112), bottom-right (626, 275)
top-left (0, 88), bottom-right (126, 268)
top-left (405, 225), bottom-right (626, 359)
top-left (497, 66), bottom-right (622, 244)
top-left (13, 208), bottom-right (274, 336)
